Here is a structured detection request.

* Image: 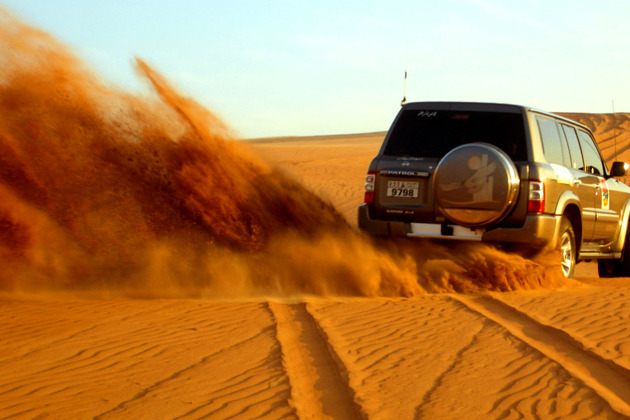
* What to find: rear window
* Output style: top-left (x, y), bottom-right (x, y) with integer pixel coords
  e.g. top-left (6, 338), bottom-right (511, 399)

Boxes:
top-left (383, 110), bottom-right (527, 160)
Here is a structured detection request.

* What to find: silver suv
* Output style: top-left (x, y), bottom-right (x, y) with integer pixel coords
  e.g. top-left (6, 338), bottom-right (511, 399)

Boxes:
top-left (358, 102), bottom-right (630, 278)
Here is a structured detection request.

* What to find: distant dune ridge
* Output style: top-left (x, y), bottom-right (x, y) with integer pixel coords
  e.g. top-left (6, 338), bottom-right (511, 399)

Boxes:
top-left (252, 111), bottom-right (630, 174)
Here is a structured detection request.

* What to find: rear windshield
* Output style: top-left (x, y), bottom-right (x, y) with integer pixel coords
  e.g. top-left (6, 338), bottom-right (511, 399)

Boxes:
top-left (383, 110), bottom-right (527, 161)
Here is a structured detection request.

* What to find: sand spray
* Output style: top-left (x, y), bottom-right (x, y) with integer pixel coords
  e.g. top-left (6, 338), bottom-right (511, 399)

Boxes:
top-left (0, 10), bottom-right (568, 297)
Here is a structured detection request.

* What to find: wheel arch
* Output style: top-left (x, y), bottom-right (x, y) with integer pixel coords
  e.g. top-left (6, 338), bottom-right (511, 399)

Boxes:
top-left (610, 199), bottom-right (630, 253)
top-left (554, 191), bottom-right (582, 253)
top-left (563, 204), bottom-right (582, 255)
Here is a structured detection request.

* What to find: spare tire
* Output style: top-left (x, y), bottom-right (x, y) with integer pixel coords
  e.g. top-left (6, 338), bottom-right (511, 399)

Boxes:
top-left (433, 143), bottom-right (520, 227)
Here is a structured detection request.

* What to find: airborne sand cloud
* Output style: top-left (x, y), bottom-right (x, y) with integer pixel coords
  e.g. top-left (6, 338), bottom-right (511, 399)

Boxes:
top-left (0, 8), bottom-right (570, 296)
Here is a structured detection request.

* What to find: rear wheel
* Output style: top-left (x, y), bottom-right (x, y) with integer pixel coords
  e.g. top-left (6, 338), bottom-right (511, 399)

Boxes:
top-left (559, 216), bottom-right (576, 278)
top-left (598, 259), bottom-right (619, 277)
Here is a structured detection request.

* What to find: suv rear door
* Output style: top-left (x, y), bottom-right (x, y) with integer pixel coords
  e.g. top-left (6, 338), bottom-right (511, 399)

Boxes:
top-left (576, 128), bottom-right (620, 242)
top-left (538, 117), bottom-right (597, 242)
top-left (557, 123), bottom-right (598, 242)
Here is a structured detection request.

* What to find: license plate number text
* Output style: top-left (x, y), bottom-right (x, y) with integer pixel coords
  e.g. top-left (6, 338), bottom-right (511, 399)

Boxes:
top-left (387, 181), bottom-right (419, 198)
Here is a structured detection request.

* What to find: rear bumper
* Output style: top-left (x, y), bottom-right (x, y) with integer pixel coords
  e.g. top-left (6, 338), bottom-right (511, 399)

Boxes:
top-left (358, 205), bottom-right (561, 248)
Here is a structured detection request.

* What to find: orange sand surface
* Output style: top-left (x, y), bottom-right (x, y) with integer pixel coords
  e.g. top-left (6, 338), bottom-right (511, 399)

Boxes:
top-left (3, 129), bottom-right (630, 419)
top-left (3, 278), bottom-right (630, 419)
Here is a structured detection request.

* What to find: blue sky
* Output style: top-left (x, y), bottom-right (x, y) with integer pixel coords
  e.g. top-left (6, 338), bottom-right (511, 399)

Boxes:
top-left (2, 0), bottom-right (630, 138)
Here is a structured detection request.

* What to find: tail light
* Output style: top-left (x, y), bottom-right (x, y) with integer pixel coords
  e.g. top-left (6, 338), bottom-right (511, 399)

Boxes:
top-left (364, 173), bottom-right (375, 204)
top-left (527, 180), bottom-right (544, 213)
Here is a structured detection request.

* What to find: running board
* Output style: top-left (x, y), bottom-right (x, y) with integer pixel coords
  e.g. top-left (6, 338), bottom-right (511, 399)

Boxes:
top-left (579, 251), bottom-right (621, 260)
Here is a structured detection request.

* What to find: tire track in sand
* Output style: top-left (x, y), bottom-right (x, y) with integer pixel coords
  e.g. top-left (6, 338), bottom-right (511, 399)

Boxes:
top-left (268, 302), bottom-right (366, 420)
top-left (453, 294), bottom-right (630, 417)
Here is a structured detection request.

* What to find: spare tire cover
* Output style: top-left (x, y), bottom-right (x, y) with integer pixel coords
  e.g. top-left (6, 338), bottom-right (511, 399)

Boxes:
top-left (433, 143), bottom-right (520, 227)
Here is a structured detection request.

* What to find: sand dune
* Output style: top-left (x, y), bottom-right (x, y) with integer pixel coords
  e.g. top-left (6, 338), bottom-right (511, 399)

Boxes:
top-left (0, 297), bottom-right (294, 419)
top-left (4, 286), bottom-right (630, 418)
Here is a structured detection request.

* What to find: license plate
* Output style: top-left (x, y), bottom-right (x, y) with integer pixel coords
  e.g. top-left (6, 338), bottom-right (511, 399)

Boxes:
top-left (387, 181), bottom-right (419, 198)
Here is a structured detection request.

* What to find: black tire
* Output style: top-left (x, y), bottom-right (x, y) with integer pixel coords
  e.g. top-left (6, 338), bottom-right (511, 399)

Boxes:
top-left (558, 216), bottom-right (576, 278)
top-left (598, 259), bottom-right (619, 278)
top-left (598, 232), bottom-right (630, 277)
top-left (619, 236), bottom-right (630, 276)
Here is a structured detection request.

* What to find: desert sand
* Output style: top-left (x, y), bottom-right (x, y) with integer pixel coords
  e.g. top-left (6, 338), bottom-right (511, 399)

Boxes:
top-left (2, 127), bottom-right (630, 419)
top-left (4, 10), bottom-right (630, 419)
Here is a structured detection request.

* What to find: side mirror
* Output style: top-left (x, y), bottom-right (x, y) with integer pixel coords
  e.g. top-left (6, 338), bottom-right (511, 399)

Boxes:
top-left (611, 161), bottom-right (629, 177)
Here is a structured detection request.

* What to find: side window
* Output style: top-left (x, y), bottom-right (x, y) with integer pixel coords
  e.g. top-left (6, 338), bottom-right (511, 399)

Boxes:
top-left (577, 130), bottom-right (605, 175)
top-left (560, 124), bottom-right (584, 170)
top-left (537, 116), bottom-right (568, 166)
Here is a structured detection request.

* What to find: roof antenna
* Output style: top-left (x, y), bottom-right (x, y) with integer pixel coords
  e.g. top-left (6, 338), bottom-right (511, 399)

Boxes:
top-left (613, 100), bottom-right (618, 161)
top-left (401, 42), bottom-right (408, 106)
top-left (401, 70), bottom-right (407, 106)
